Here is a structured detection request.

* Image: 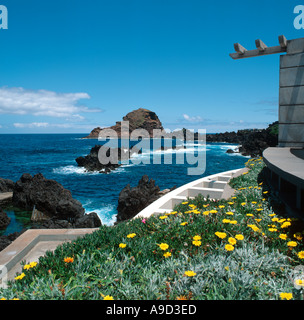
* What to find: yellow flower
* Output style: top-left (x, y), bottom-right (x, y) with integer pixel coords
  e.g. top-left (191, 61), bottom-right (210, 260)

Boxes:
top-left (295, 279), bottom-right (304, 287)
top-left (103, 295), bottom-right (114, 300)
top-left (279, 234), bottom-right (287, 240)
top-left (268, 228), bottom-right (277, 232)
top-left (246, 214), bottom-right (254, 217)
top-left (247, 224), bottom-right (260, 232)
top-left (159, 243), bottom-right (169, 250)
top-left (225, 244), bottom-right (234, 251)
top-left (294, 233), bottom-right (303, 241)
top-left (14, 273), bottom-right (25, 281)
top-left (127, 233), bottom-right (136, 238)
top-left (251, 201), bottom-right (257, 204)
top-left (256, 208), bottom-right (263, 212)
top-left (209, 209), bottom-right (217, 214)
top-left (170, 211), bottom-right (177, 215)
top-left (241, 202), bottom-right (246, 206)
top-left (228, 237), bottom-right (237, 245)
top-left (180, 222), bottom-right (188, 226)
top-left (193, 210), bottom-right (201, 214)
top-left (193, 235), bottom-right (202, 241)
top-left (222, 219), bottom-right (231, 224)
top-left (226, 211), bottom-right (234, 215)
top-left (202, 210), bottom-right (210, 215)
top-left (163, 252), bottom-right (172, 258)
top-left (272, 217), bottom-right (279, 222)
top-left (235, 234), bottom-right (244, 240)
top-left (227, 202), bottom-right (234, 205)
top-left (298, 251), bottom-right (304, 259)
top-left (64, 257), bottom-right (74, 263)
top-left (23, 264), bottom-right (31, 270)
top-left (29, 261), bottom-right (37, 268)
top-left (184, 270), bottom-right (196, 277)
top-left (263, 191), bottom-right (268, 194)
top-left (287, 241), bottom-right (297, 247)
top-left (269, 213), bottom-right (276, 217)
top-left (182, 202), bottom-right (188, 205)
top-left (215, 232), bottom-right (227, 239)
top-left (218, 205), bottom-right (225, 209)
top-left (229, 220), bottom-right (237, 225)
top-left (119, 243), bottom-right (126, 248)
top-left (224, 266), bottom-right (229, 271)
top-left (279, 292), bottom-right (293, 300)
top-left (203, 204), bottom-right (209, 208)
top-left (159, 215), bottom-right (168, 220)
top-left (255, 219), bottom-right (262, 222)
top-left (192, 240), bottom-right (202, 246)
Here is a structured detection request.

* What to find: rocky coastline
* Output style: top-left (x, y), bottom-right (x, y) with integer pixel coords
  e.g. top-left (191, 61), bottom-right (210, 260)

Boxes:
top-left (206, 121), bottom-right (278, 157)
top-left (0, 112), bottom-right (279, 252)
top-left (0, 174), bottom-right (101, 251)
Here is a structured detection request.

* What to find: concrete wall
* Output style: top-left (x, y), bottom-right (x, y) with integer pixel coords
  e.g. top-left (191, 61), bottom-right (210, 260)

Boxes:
top-left (279, 38), bottom-right (304, 147)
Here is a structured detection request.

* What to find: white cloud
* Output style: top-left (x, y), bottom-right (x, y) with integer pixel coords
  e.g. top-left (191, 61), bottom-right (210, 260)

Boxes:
top-left (182, 114), bottom-right (203, 122)
top-left (13, 122), bottom-right (100, 130)
top-left (14, 122), bottom-right (49, 128)
top-left (0, 87), bottom-right (101, 118)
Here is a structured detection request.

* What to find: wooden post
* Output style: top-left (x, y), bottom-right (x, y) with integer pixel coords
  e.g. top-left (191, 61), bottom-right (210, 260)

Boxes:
top-left (255, 39), bottom-right (267, 52)
top-left (234, 43), bottom-right (247, 54)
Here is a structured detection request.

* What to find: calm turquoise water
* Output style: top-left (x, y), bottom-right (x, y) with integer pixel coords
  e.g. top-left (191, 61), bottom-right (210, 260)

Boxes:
top-left (0, 134), bottom-right (248, 234)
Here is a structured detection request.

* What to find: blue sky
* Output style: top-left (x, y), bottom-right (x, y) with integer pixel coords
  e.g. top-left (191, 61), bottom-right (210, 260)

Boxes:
top-left (0, 0), bottom-right (303, 134)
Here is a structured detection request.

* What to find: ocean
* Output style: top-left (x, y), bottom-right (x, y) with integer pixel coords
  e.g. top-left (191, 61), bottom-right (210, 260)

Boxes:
top-left (0, 134), bottom-right (248, 234)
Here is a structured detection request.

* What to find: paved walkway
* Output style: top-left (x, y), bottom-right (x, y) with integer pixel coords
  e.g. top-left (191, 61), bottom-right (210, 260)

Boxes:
top-left (0, 228), bottom-right (98, 283)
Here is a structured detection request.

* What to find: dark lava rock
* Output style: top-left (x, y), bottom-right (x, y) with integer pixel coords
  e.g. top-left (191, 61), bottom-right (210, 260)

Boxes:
top-left (76, 145), bottom-right (122, 173)
top-left (74, 212), bottom-right (101, 228)
top-left (12, 173), bottom-right (85, 220)
top-left (207, 122), bottom-right (278, 158)
top-left (0, 230), bottom-right (26, 252)
top-left (0, 178), bottom-right (15, 193)
top-left (76, 145), bottom-right (141, 173)
top-left (84, 108), bottom-right (164, 139)
top-left (0, 208), bottom-right (10, 230)
top-left (116, 175), bottom-right (175, 223)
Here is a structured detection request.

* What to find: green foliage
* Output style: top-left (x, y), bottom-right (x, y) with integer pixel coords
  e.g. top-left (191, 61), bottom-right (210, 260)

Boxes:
top-left (268, 121), bottom-right (279, 136)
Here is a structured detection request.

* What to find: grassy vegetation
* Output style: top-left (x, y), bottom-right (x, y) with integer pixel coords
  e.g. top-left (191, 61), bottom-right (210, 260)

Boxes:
top-left (1, 158), bottom-right (304, 300)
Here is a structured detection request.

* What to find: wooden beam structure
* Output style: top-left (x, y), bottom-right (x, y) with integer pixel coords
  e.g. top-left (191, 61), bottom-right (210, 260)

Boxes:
top-left (230, 35), bottom-right (287, 60)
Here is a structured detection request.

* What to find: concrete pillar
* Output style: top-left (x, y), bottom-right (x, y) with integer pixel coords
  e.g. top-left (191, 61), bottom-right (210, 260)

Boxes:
top-left (279, 38), bottom-right (304, 147)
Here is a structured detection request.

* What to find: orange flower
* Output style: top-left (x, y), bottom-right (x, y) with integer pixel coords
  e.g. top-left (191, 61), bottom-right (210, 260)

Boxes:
top-left (64, 257), bottom-right (74, 263)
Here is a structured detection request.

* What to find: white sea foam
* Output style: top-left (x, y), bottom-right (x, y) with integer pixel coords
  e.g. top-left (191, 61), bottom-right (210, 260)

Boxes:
top-left (53, 165), bottom-right (99, 175)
